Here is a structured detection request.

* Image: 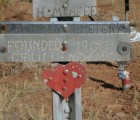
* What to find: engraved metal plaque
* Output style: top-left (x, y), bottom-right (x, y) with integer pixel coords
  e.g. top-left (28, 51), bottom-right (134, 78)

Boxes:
top-left (0, 21), bottom-right (130, 62)
top-left (33, 0), bottom-right (96, 17)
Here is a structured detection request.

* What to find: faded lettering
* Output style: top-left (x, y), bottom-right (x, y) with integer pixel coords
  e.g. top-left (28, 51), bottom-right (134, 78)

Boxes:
top-left (41, 41), bottom-right (48, 51)
top-left (5, 33), bottom-right (129, 62)
top-left (37, 7), bottom-right (45, 17)
top-left (66, 24), bottom-right (129, 34)
top-left (74, 25), bottom-right (82, 33)
top-left (69, 7), bottom-right (76, 16)
top-left (33, 0), bottom-right (96, 17)
top-left (91, 6), bottom-right (95, 16)
top-left (99, 42), bottom-right (108, 52)
top-left (9, 24), bottom-right (130, 34)
top-left (53, 7), bottom-right (62, 16)
top-left (15, 41), bottom-right (24, 51)
top-left (37, 6), bottom-right (96, 17)
top-left (9, 39), bottom-right (113, 62)
top-left (90, 41), bottom-right (98, 52)
top-left (68, 51), bottom-right (119, 62)
top-left (101, 25), bottom-right (109, 33)
top-left (49, 41), bottom-right (55, 50)
top-left (76, 41), bottom-right (107, 53)
top-left (84, 6), bottom-right (90, 16)
top-left (82, 41), bottom-right (88, 51)
top-left (89, 25), bottom-right (98, 33)
top-left (77, 7), bottom-right (83, 16)
top-left (52, 6), bottom-right (96, 17)
top-left (8, 40), bottom-right (62, 52)
top-left (8, 41), bottom-right (15, 51)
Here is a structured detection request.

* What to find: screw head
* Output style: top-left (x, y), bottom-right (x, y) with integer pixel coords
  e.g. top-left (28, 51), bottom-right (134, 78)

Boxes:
top-left (122, 47), bottom-right (127, 51)
top-left (62, 42), bottom-right (67, 51)
top-left (62, 46), bottom-right (67, 51)
top-left (62, 86), bottom-right (67, 91)
top-left (64, 106), bottom-right (70, 113)
top-left (63, 69), bottom-right (69, 75)
top-left (77, 75), bottom-right (82, 79)
top-left (1, 25), bottom-right (6, 31)
top-left (62, 24), bottom-right (68, 32)
top-left (117, 42), bottom-right (130, 56)
top-left (63, 78), bottom-right (67, 83)
top-left (62, 41), bottom-right (67, 46)
top-left (0, 46), bottom-right (7, 54)
top-left (63, 4), bottom-right (68, 9)
top-left (48, 77), bottom-right (52, 81)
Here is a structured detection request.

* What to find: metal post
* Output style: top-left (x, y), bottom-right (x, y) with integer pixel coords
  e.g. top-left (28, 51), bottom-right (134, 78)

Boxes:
top-left (125, 0), bottom-right (129, 21)
top-left (51, 17), bottom-right (82, 120)
top-left (69, 17), bottom-right (82, 120)
top-left (52, 91), bottom-right (64, 120)
top-left (69, 88), bottom-right (82, 120)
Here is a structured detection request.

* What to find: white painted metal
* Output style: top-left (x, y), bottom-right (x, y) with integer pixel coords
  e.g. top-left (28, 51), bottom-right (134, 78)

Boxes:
top-left (33, 0), bottom-right (96, 17)
top-left (69, 88), bottom-right (82, 120)
top-left (52, 91), bottom-right (64, 120)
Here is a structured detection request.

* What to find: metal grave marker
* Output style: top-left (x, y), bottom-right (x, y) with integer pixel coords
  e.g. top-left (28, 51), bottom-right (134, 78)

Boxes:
top-left (0, 0), bottom-right (132, 120)
top-left (33, 0), bottom-right (96, 17)
top-left (0, 21), bottom-right (130, 62)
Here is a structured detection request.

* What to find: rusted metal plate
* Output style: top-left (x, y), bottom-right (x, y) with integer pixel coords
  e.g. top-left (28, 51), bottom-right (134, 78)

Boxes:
top-left (42, 62), bottom-right (87, 98)
top-left (33, 0), bottom-right (96, 17)
top-left (0, 21), bottom-right (130, 62)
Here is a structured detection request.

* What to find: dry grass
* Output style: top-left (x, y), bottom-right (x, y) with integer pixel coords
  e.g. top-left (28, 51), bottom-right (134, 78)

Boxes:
top-left (0, 62), bottom-right (52, 120)
top-left (0, 78), bottom-right (52, 120)
top-left (0, 0), bottom-right (32, 21)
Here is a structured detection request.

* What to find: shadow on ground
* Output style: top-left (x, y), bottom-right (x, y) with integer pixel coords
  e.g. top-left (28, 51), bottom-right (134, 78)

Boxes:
top-left (89, 77), bottom-right (122, 91)
top-left (87, 62), bottom-right (118, 68)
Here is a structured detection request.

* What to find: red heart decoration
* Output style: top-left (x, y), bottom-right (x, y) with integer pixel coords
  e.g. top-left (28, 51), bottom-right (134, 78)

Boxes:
top-left (42, 62), bottom-right (87, 99)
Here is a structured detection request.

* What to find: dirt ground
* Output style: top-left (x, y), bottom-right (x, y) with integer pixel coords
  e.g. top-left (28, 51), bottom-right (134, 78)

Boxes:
top-left (0, 0), bottom-right (140, 120)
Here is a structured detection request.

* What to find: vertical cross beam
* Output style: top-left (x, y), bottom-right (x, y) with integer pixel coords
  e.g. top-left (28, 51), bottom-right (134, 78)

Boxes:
top-left (51, 17), bottom-right (82, 120)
